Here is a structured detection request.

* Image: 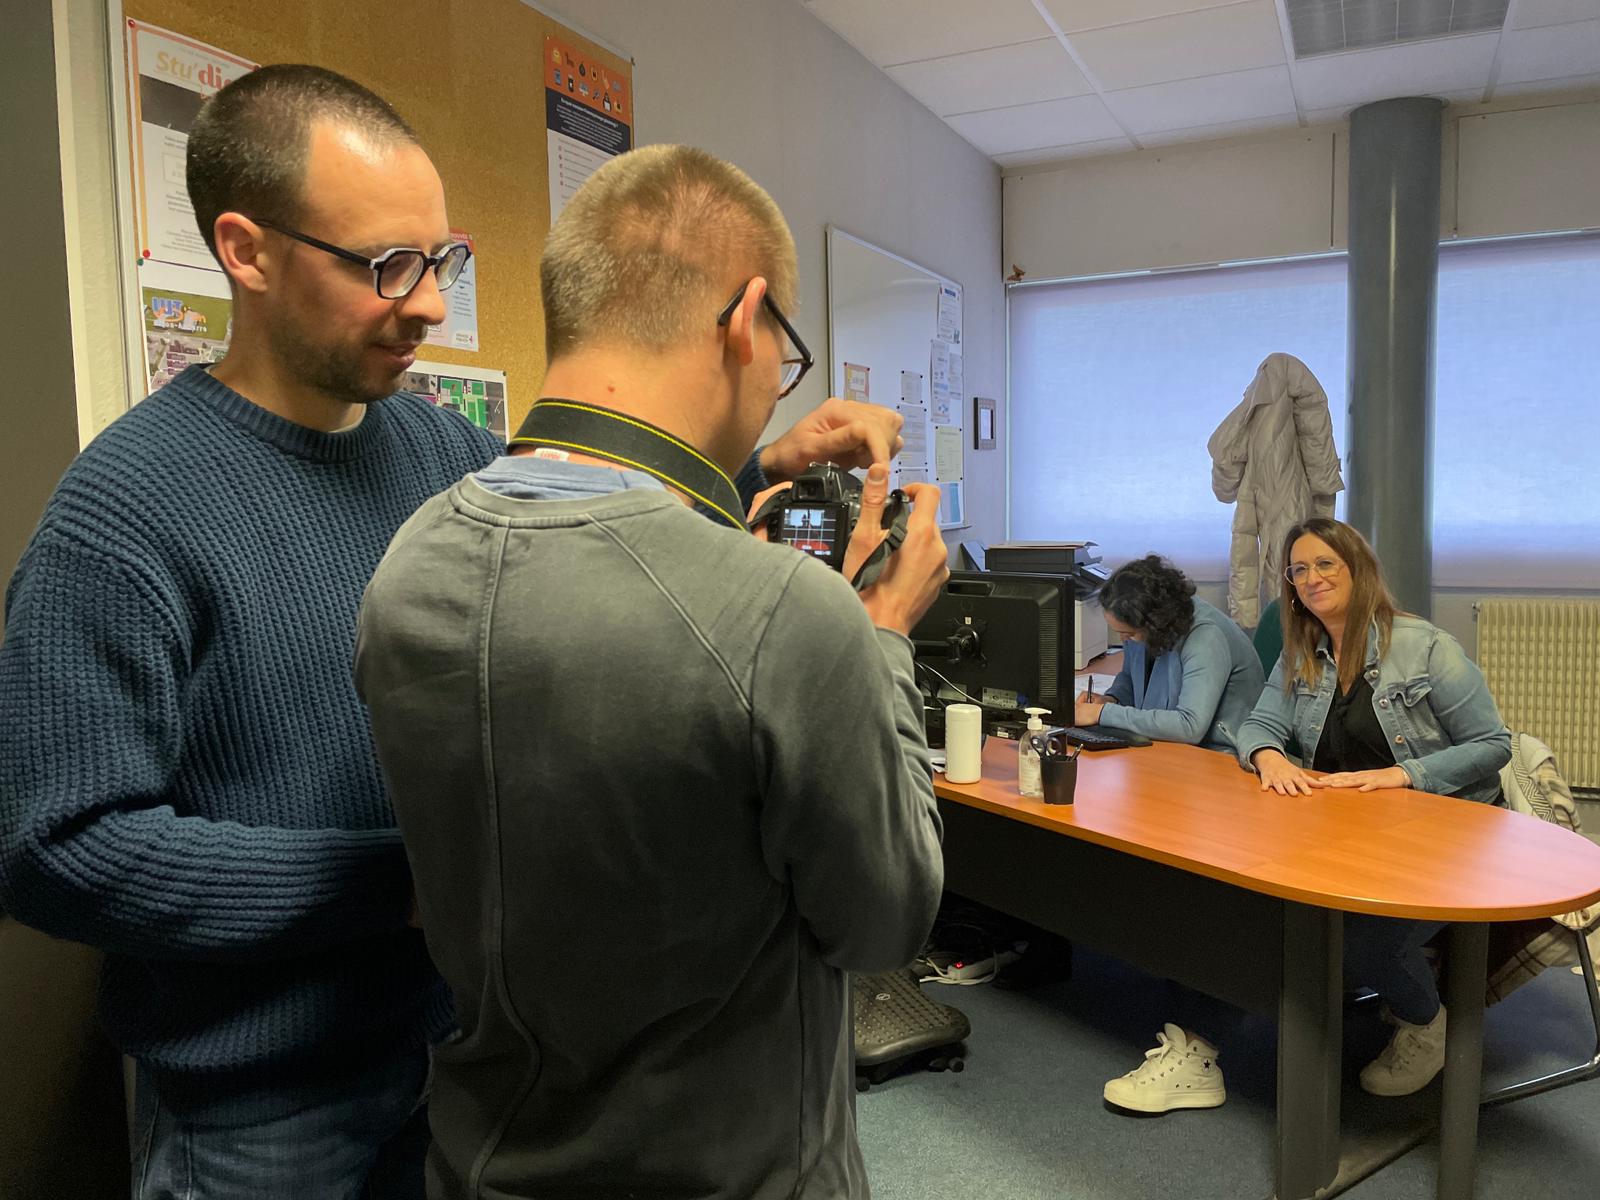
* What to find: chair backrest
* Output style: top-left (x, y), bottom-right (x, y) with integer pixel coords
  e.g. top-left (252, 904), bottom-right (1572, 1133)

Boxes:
top-left (1252, 598), bottom-right (1283, 676)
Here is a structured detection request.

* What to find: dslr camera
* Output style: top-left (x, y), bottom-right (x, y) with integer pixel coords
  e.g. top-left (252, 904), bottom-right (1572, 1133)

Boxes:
top-left (750, 462), bottom-right (911, 583)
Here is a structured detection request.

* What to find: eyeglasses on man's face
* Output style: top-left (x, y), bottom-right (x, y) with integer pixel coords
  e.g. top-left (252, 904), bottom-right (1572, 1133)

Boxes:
top-left (717, 281), bottom-right (813, 399)
top-left (252, 218), bottom-right (472, 300)
top-left (1286, 557), bottom-right (1345, 586)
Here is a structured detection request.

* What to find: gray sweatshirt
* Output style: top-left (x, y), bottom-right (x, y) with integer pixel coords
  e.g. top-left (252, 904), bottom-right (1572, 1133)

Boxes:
top-left (355, 463), bottom-right (943, 1200)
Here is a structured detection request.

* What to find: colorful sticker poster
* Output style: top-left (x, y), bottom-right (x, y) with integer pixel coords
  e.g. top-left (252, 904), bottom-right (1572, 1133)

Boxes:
top-left (140, 260), bottom-right (233, 394)
top-left (545, 35), bottom-right (633, 226)
top-left (125, 20), bottom-right (257, 273)
top-left (403, 361), bottom-right (509, 444)
top-left (844, 362), bottom-right (870, 402)
top-left (423, 229), bottom-right (481, 352)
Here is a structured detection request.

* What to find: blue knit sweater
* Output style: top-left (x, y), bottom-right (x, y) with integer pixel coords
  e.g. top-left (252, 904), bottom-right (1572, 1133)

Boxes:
top-left (0, 365), bottom-right (501, 1091)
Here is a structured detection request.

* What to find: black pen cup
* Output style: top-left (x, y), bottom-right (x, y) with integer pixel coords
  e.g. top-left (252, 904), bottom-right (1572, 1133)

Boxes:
top-left (1041, 754), bottom-right (1078, 805)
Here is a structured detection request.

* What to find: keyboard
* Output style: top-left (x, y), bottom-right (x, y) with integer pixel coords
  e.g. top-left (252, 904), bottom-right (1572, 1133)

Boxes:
top-left (1059, 726), bottom-right (1151, 752)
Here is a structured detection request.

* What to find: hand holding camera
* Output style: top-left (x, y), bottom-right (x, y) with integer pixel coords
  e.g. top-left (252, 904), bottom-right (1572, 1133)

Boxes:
top-left (748, 462), bottom-right (947, 638)
top-left (856, 479), bottom-right (948, 638)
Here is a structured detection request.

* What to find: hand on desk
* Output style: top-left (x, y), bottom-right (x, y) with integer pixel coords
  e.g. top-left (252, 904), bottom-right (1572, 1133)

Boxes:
top-left (1252, 748), bottom-right (1318, 796)
top-left (1310, 766), bottom-right (1412, 793)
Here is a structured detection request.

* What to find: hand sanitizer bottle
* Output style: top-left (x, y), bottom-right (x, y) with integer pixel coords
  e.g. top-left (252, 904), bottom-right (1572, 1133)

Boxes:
top-left (1018, 707), bottom-right (1050, 798)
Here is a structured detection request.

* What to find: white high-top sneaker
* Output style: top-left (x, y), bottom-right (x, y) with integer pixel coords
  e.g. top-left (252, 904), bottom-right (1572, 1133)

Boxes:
top-left (1360, 1005), bottom-right (1447, 1096)
top-left (1104, 1023), bottom-right (1226, 1113)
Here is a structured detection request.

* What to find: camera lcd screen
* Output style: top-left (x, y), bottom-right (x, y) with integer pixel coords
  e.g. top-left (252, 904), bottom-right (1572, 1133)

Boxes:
top-left (777, 504), bottom-right (842, 561)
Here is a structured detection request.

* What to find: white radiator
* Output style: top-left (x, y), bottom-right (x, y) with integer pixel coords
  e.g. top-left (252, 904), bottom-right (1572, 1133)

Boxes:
top-left (1476, 600), bottom-right (1600, 790)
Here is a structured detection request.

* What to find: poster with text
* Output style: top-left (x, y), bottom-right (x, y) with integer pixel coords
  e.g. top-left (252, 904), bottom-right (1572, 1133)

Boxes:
top-left (403, 361), bottom-right (510, 444)
top-left (544, 35), bottom-right (633, 226)
top-left (423, 229), bottom-right (481, 352)
top-left (141, 261), bottom-right (233, 394)
top-left (125, 20), bottom-right (257, 273)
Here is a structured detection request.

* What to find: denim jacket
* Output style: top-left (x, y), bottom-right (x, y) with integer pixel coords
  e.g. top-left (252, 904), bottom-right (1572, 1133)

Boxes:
top-left (1097, 599), bottom-right (1265, 754)
top-left (1235, 615), bottom-right (1510, 803)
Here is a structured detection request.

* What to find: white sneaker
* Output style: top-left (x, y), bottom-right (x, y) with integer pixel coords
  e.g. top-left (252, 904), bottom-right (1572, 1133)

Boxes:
top-left (1360, 1005), bottom-right (1447, 1096)
top-left (1103, 1023), bottom-right (1226, 1113)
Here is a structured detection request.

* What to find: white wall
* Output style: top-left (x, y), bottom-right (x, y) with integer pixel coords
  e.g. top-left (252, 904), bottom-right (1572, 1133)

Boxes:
top-left (1000, 86), bottom-right (1600, 653)
top-left (1003, 89), bottom-right (1600, 281)
top-left (525, 0), bottom-right (1006, 547)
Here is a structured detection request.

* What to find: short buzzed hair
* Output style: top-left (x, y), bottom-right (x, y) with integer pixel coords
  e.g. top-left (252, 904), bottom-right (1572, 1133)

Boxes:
top-left (540, 144), bottom-right (798, 359)
top-left (186, 64), bottom-right (418, 261)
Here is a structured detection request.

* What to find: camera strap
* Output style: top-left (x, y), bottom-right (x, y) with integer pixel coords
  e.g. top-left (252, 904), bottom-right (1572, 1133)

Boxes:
top-left (509, 400), bottom-right (747, 530)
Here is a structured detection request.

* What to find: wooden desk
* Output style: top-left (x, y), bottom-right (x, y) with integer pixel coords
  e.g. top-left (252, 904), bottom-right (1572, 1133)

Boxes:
top-left (933, 739), bottom-right (1600, 1200)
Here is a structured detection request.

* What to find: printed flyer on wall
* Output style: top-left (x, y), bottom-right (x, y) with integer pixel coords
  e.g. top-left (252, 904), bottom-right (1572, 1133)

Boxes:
top-left (422, 229), bottom-right (482, 352)
top-left (402, 361), bottom-right (510, 443)
top-left (544, 35), bottom-right (633, 225)
top-left (141, 261), bottom-right (233, 394)
top-left (124, 20), bottom-right (257, 273)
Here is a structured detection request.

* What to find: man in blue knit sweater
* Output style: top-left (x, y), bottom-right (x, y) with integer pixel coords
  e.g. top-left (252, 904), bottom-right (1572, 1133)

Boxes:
top-left (0, 66), bottom-right (904, 1197)
top-left (0, 66), bottom-right (503, 1195)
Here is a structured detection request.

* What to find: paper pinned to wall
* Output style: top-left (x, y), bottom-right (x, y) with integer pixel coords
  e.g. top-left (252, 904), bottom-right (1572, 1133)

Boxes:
top-left (900, 370), bottom-right (923, 404)
top-left (934, 424), bottom-right (964, 483)
top-left (545, 34), bottom-right (634, 226)
top-left (141, 261), bottom-right (233, 394)
top-left (422, 229), bottom-right (481, 351)
top-left (897, 402), bottom-right (930, 473)
top-left (929, 340), bottom-right (953, 424)
top-left (125, 21), bottom-right (258, 274)
top-left (403, 360), bottom-right (511, 443)
top-left (937, 282), bottom-right (962, 346)
top-left (844, 362), bottom-right (870, 402)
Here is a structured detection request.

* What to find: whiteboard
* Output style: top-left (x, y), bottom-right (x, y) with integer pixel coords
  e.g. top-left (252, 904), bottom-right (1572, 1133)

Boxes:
top-left (826, 227), bottom-right (966, 528)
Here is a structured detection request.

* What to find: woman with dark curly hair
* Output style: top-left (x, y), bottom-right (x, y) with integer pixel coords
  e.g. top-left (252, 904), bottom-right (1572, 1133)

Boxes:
top-left (1075, 555), bottom-right (1264, 754)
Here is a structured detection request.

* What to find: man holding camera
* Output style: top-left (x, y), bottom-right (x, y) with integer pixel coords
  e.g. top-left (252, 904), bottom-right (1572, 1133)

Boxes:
top-left (355, 143), bottom-right (947, 1199)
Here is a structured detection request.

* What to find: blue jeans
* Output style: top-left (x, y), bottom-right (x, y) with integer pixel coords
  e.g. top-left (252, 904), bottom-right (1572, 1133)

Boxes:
top-left (1345, 914), bottom-right (1446, 1026)
top-left (129, 1043), bottom-right (431, 1200)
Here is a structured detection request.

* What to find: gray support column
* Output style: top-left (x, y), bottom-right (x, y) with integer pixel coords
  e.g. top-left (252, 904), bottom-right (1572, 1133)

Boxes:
top-left (1345, 98), bottom-right (1442, 618)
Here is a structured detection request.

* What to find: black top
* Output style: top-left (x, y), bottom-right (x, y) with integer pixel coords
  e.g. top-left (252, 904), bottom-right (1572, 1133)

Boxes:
top-left (1312, 675), bottom-right (1395, 773)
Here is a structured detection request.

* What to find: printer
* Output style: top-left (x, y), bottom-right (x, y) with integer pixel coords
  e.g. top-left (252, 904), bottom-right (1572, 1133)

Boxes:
top-left (983, 542), bottom-right (1110, 669)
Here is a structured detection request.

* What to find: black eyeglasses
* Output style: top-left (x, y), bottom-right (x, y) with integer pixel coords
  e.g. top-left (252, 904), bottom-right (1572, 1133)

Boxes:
top-left (252, 218), bottom-right (472, 300)
top-left (717, 281), bottom-right (813, 399)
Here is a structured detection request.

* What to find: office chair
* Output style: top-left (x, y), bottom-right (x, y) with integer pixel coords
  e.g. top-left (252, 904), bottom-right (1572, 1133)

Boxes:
top-left (1250, 598), bottom-right (1302, 762)
top-left (1481, 732), bottom-right (1600, 1106)
top-left (1252, 597), bottom-right (1283, 676)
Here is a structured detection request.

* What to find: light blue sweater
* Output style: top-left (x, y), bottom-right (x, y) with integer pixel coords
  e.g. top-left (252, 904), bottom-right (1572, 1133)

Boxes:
top-left (1096, 598), bottom-right (1265, 753)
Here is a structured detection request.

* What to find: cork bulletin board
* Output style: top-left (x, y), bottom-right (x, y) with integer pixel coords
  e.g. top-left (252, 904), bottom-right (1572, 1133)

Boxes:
top-left (118, 0), bottom-right (634, 432)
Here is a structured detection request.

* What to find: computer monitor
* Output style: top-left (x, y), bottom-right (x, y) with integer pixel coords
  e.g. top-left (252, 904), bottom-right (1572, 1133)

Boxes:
top-left (910, 571), bottom-right (1075, 719)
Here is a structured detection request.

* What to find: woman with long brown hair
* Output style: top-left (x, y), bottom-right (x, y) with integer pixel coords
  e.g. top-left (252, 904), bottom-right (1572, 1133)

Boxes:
top-left (1235, 517), bottom-right (1510, 1097)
